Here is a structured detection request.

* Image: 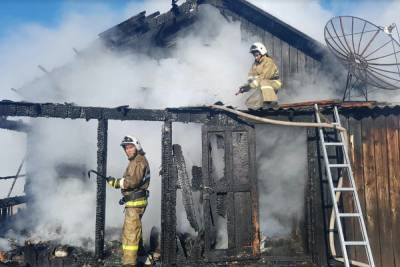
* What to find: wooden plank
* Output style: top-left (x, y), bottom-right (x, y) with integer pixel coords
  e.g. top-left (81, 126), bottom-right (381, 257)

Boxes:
top-left (361, 116), bottom-right (381, 266)
top-left (249, 21), bottom-right (263, 43)
top-left (263, 30), bottom-right (274, 57)
top-left (306, 127), bottom-right (328, 265)
top-left (282, 41), bottom-right (290, 87)
top-left (0, 195), bottom-right (26, 208)
top-left (95, 119), bottom-right (107, 259)
top-left (225, 129), bottom-right (235, 251)
top-left (374, 116), bottom-right (394, 267)
top-left (234, 192), bottom-right (253, 248)
top-left (312, 58), bottom-right (320, 74)
top-left (202, 129), bottom-right (217, 257)
top-left (387, 115), bottom-right (400, 267)
top-left (247, 126), bottom-right (259, 256)
top-left (161, 121), bottom-right (176, 265)
top-left (340, 115), bottom-right (356, 259)
top-left (272, 36), bottom-right (283, 83)
top-left (289, 46), bottom-right (298, 74)
top-left (232, 131), bottom-right (249, 185)
top-left (255, 25), bottom-right (266, 48)
top-left (305, 55), bottom-right (314, 75)
top-left (240, 19), bottom-right (251, 41)
top-left (297, 50), bottom-right (306, 77)
top-left (348, 116), bottom-right (367, 262)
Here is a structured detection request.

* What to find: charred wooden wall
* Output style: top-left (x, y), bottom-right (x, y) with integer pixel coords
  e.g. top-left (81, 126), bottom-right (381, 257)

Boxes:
top-left (268, 105), bottom-right (400, 267)
top-left (341, 110), bottom-right (400, 267)
top-left (307, 107), bottom-right (400, 267)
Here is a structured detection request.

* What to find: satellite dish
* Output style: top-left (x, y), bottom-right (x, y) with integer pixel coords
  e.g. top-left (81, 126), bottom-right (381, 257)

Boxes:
top-left (324, 16), bottom-right (400, 100)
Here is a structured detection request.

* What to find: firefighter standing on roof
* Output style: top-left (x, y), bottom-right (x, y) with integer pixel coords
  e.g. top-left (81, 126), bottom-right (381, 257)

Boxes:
top-left (106, 135), bottom-right (150, 267)
top-left (236, 42), bottom-right (282, 109)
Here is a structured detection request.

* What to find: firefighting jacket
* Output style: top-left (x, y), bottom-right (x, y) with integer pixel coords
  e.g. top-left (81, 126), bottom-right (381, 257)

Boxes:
top-left (248, 55), bottom-right (280, 84)
top-left (121, 153), bottom-right (150, 198)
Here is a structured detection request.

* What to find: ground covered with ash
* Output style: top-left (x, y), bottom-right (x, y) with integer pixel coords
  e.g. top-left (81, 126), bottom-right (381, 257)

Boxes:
top-left (0, 239), bottom-right (160, 267)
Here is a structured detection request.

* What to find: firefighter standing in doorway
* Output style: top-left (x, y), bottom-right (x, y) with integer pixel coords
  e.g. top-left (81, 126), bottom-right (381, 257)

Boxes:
top-left (236, 42), bottom-right (282, 109)
top-left (106, 135), bottom-right (150, 267)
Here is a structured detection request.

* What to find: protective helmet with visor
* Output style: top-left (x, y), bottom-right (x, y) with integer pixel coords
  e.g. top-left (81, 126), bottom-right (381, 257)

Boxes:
top-left (120, 135), bottom-right (142, 151)
top-left (249, 42), bottom-right (268, 56)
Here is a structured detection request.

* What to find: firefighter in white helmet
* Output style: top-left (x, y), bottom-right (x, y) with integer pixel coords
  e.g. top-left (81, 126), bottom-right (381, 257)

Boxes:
top-left (106, 135), bottom-right (150, 267)
top-left (236, 42), bottom-right (282, 109)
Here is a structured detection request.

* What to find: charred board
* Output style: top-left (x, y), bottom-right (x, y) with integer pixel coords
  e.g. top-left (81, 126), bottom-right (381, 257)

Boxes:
top-left (173, 144), bottom-right (200, 232)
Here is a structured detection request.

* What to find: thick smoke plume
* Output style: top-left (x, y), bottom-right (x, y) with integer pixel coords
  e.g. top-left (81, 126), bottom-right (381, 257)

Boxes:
top-left (0, 3), bottom-right (249, 250)
top-left (256, 125), bottom-right (307, 237)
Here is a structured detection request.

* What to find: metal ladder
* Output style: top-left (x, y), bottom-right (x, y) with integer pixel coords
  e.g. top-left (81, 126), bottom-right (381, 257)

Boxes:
top-left (314, 104), bottom-right (375, 267)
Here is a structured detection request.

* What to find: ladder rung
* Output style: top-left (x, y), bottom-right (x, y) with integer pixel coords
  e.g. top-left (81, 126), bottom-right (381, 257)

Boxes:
top-left (324, 142), bottom-right (344, 146)
top-left (328, 163), bottom-right (350, 168)
top-left (334, 187), bottom-right (355, 192)
top-left (338, 213), bottom-right (360, 217)
top-left (344, 241), bottom-right (367, 246)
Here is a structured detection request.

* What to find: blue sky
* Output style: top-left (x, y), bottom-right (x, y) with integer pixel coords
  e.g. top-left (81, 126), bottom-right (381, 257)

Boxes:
top-left (320, 0), bottom-right (362, 14)
top-left (0, 0), bottom-right (387, 40)
top-left (0, 0), bottom-right (138, 39)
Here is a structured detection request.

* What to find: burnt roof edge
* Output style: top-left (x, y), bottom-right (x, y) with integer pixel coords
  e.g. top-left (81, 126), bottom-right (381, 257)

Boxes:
top-left (98, 0), bottom-right (327, 60)
top-left (210, 0), bottom-right (327, 61)
top-left (1, 100), bottom-right (399, 125)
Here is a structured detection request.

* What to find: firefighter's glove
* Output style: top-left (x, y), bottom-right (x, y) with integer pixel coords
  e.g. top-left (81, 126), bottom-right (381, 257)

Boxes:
top-left (247, 76), bottom-right (259, 89)
top-left (236, 85), bottom-right (250, 95)
top-left (106, 177), bottom-right (122, 189)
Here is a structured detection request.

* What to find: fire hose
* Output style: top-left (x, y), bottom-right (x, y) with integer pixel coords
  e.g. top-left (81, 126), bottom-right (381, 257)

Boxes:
top-left (211, 105), bottom-right (369, 266)
top-left (210, 104), bottom-right (346, 132)
top-left (210, 104), bottom-right (349, 158)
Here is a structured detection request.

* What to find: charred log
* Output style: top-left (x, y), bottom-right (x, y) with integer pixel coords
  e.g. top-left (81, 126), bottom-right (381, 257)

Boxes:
top-left (191, 166), bottom-right (202, 192)
top-left (161, 121), bottom-right (176, 265)
top-left (0, 196), bottom-right (26, 209)
top-left (95, 119), bottom-right (108, 259)
top-left (0, 175), bottom-right (26, 181)
top-left (172, 144), bottom-right (199, 232)
top-left (0, 117), bottom-right (30, 132)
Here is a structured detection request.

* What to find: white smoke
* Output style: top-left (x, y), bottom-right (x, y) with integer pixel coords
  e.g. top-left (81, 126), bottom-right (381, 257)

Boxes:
top-left (256, 125), bottom-right (307, 237)
top-left (0, 3), bottom-right (251, 250)
top-left (0, 237), bottom-right (11, 251)
top-left (248, 0), bottom-right (334, 43)
top-left (248, 0), bottom-right (400, 43)
top-left (0, 131), bottom-right (26, 199)
top-left (17, 7), bottom-right (250, 108)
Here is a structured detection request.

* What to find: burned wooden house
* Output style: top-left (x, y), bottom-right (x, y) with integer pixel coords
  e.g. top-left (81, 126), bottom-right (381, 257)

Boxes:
top-left (0, 0), bottom-right (399, 267)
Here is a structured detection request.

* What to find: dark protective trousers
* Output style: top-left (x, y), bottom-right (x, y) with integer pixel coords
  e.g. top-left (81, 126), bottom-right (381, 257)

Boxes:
top-left (122, 207), bottom-right (145, 266)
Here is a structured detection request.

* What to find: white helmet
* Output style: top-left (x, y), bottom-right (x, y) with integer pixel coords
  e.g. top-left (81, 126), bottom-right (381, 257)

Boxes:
top-left (250, 42), bottom-right (268, 56)
top-left (120, 135), bottom-right (142, 151)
